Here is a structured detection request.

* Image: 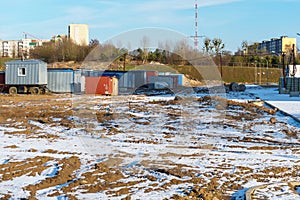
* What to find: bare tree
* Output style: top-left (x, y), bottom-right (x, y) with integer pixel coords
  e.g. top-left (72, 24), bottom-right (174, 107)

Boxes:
top-left (241, 40), bottom-right (248, 55)
top-left (204, 37), bottom-right (211, 53)
top-left (141, 36), bottom-right (149, 64)
top-left (212, 38), bottom-right (225, 55)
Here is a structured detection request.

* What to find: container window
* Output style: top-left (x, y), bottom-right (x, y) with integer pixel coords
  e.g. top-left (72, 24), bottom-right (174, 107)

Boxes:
top-left (18, 67), bottom-right (26, 76)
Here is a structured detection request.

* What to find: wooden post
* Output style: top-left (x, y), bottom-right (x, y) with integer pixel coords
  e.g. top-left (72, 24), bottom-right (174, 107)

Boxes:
top-left (282, 52), bottom-right (286, 88)
top-left (219, 53), bottom-right (223, 78)
top-left (123, 53), bottom-right (126, 71)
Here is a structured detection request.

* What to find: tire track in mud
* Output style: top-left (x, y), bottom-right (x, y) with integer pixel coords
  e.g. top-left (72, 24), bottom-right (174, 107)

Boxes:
top-left (60, 158), bottom-right (144, 198)
top-left (24, 156), bottom-right (81, 198)
top-left (245, 182), bottom-right (300, 200)
top-left (0, 156), bottom-right (53, 182)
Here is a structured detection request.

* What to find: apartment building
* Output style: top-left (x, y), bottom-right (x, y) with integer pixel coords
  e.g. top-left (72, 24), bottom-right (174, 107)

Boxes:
top-left (259, 36), bottom-right (296, 54)
top-left (0, 24), bottom-right (89, 58)
top-left (68, 24), bottom-right (89, 46)
top-left (0, 38), bottom-right (47, 58)
top-left (247, 36), bottom-right (296, 55)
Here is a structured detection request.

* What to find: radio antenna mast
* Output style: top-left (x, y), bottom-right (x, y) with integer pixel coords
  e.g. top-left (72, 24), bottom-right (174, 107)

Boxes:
top-left (190, 0), bottom-right (204, 51)
top-left (194, 0), bottom-right (199, 50)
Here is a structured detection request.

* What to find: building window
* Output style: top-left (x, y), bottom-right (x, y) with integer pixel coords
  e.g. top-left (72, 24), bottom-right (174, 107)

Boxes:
top-left (18, 67), bottom-right (26, 76)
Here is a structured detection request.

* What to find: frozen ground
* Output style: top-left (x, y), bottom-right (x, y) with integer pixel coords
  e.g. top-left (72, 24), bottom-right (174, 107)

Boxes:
top-left (248, 86), bottom-right (300, 122)
top-left (0, 85), bottom-right (300, 199)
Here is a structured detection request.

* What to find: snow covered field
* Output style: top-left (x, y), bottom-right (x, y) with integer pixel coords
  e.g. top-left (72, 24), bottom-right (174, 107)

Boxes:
top-left (0, 85), bottom-right (300, 199)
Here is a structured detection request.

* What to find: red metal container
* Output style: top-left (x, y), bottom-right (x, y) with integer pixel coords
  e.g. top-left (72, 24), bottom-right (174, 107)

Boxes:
top-left (0, 72), bottom-right (5, 85)
top-left (85, 76), bottom-right (118, 95)
top-left (0, 71), bottom-right (8, 92)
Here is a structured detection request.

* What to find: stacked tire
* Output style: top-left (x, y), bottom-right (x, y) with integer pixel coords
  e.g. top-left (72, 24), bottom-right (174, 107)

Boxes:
top-left (229, 82), bottom-right (246, 92)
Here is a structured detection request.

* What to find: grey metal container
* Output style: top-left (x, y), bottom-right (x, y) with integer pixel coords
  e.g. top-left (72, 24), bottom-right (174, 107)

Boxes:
top-left (74, 69), bottom-right (83, 93)
top-left (80, 75), bottom-right (86, 93)
top-left (47, 68), bottom-right (81, 93)
top-left (279, 77), bottom-right (300, 94)
top-left (148, 76), bottom-right (174, 89)
top-left (119, 72), bottom-right (135, 89)
top-left (5, 59), bottom-right (47, 85)
top-left (132, 70), bottom-right (147, 88)
top-left (117, 71), bottom-right (147, 93)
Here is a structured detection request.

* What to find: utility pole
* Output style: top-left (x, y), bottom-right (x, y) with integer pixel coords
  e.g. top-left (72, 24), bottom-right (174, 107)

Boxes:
top-left (290, 44), bottom-right (299, 96)
top-left (291, 44), bottom-right (297, 76)
top-left (282, 52), bottom-right (286, 88)
top-left (219, 52), bottom-right (223, 77)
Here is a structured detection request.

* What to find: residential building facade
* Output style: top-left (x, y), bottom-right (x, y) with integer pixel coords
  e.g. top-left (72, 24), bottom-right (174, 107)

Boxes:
top-left (51, 34), bottom-right (68, 44)
top-left (259, 36), bottom-right (296, 54)
top-left (68, 24), bottom-right (89, 46)
top-left (0, 39), bottom-right (47, 58)
top-left (247, 36), bottom-right (296, 55)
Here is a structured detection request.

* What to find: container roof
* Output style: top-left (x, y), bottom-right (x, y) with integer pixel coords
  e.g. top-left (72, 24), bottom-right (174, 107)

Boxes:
top-left (5, 59), bottom-right (47, 65)
top-left (47, 68), bottom-right (74, 71)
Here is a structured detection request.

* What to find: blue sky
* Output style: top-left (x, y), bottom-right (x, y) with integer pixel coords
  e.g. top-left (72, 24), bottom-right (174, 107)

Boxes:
top-left (0, 0), bottom-right (299, 52)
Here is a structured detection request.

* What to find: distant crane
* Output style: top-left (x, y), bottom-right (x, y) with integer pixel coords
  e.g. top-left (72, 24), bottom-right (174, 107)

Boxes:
top-left (21, 32), bottom-right (42, 59)
top-left (23, 32), bottom-right (41, 41)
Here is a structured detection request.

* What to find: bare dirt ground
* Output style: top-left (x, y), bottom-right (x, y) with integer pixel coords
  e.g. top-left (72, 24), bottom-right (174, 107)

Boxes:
top-left (0, 92), bottom-right (300, 199)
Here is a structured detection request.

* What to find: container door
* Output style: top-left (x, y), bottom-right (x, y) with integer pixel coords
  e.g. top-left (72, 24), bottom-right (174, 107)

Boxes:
top-left (112, 77), bottom-right (118, 96)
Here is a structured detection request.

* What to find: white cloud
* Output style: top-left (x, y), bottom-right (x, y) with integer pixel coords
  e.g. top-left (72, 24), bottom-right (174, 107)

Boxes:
top-left (132, 0), bottom-right (243, 12)
top-left (95, 0), bottom-right (124, 7)
top-left (63, 6), bottom-right (98, 21)
top-left (276, 0), bottom-right (300, 1)
top-left (200, 0), bottom-right (243, 7)
top-left (90, 22), bottom-right (117, 29)
top-left (134, 0), bottom-right (191, 11)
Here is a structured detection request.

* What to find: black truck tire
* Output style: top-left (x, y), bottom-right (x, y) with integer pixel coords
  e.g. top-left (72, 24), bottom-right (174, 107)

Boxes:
top-left (9, 87), bottom-right (18, 95)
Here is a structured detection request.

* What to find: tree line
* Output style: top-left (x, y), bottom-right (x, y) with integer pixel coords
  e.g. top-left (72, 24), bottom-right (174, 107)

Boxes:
top-left (27, 37), bottom-right (300, 68)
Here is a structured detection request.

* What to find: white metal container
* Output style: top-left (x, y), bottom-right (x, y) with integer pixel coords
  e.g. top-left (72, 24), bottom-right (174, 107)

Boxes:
top-left (288, 65), bottom-right (300, 77)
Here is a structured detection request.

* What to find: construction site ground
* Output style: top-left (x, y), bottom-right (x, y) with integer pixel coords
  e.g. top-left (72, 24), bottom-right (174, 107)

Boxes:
top-left (1, 85), bottom-right (300, 199)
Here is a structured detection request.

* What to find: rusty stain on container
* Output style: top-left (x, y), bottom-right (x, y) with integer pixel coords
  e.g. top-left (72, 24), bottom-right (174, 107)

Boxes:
top-left (161, 75), bottom-right (178, 88)
top-left (146, 71), bottom-right (158, 83)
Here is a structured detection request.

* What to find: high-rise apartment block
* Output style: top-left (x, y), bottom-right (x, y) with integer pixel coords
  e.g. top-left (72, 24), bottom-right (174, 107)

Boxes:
top-left (68, 24), bottom-right (89, 46)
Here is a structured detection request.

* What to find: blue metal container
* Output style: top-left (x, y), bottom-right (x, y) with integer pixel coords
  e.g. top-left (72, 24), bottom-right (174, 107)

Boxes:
top-left (47, 68), bottom-right (81, 93)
